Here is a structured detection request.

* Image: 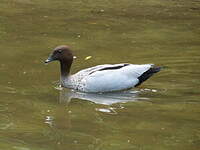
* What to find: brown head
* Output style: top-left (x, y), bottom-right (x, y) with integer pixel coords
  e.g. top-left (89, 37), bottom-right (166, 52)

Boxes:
top-left (45, 45), bottom-right (73, 64)
top-left (45, 45), bottom-right (74, 77)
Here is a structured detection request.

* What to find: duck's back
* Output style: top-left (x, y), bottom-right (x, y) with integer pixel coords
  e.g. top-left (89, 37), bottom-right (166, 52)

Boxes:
top-left (69, 63), bottom-right (156, 92)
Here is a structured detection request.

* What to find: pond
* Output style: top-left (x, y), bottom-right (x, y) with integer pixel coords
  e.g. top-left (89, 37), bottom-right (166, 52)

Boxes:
top-left (0, 0), bottom-right (200, 150)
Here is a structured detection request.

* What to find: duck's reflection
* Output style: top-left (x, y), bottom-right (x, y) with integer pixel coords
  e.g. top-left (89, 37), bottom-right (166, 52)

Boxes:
top-left (43, 88), bottom-right (150, 148)
top-left (44, 88), bottom-right (148, 129)
top-left (59, 88), bottom-right (148, 105)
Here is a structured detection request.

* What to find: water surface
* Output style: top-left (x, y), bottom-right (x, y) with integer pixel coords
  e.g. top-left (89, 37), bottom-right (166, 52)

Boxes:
top-left (0, 0), bottom-right (200, 150)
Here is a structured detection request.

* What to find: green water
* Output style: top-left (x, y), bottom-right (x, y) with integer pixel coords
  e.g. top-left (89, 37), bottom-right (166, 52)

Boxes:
top-left (0, 0), bottom-right (200, 149)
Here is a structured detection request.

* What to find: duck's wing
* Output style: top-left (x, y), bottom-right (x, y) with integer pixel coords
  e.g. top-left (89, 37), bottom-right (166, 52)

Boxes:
top-left (75, 63), bottom-right (130, 76)
top-left (68, 64), bottom-right (132, 89)
top-left (86, 64), bottom-right (154, 78)
top-left (80, 64), bottom-right (156, 92)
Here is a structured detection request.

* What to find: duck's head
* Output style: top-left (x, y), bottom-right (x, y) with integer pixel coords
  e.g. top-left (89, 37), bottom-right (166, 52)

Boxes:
top-left (45, 45), bottom-right (73, 64)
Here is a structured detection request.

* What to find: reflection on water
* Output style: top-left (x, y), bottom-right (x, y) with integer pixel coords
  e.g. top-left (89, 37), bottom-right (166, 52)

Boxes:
top-left (58, 88), bottom-right (148, 105)
top-left (42, 88), bottom-right (152, 149)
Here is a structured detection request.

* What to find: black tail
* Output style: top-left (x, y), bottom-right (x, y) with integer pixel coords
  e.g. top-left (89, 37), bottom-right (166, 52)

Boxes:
top-left (135, 66), bottom-right (161, 87)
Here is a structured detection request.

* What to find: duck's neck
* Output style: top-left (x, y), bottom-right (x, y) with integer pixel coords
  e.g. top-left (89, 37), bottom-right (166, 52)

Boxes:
top-left (60, 60), bottom-right (72, 84)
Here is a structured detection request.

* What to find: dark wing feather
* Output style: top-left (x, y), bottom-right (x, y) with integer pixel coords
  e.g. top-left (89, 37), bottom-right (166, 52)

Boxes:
top-left (89, 64), bottom-right (130, 75)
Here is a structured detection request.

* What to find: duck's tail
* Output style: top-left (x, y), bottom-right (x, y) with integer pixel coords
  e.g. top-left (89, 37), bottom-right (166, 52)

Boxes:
top-left (135, 66), bottom-right (161, 87)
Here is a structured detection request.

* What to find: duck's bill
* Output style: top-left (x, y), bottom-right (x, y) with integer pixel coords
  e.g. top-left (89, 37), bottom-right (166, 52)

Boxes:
top-left (45, 59), bottom-right (51, 63)
top-left (45, 56), bottom-right (54, 63)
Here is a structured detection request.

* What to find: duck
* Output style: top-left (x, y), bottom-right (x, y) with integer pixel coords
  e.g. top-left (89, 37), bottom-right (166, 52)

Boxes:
top-left (45, 45), bottom-right (161, 93)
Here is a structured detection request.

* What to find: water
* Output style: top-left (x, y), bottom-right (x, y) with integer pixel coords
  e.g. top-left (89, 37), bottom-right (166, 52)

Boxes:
top-left (0, 0), bottom-right (200, 149)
